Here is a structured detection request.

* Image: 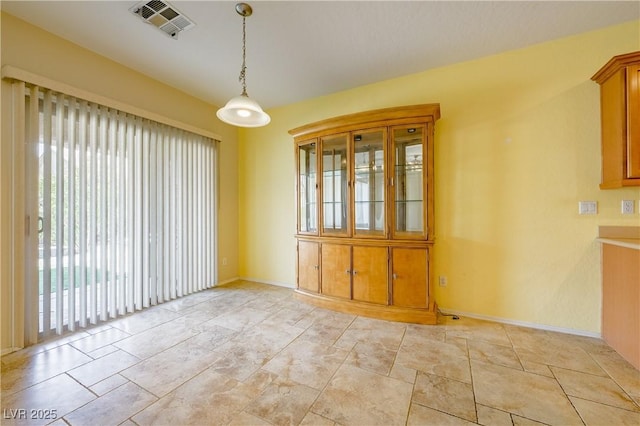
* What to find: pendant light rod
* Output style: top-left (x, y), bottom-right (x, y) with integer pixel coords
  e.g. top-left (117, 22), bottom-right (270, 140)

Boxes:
top-left (238, 3), bottom-right (250, 96)
top-left (216, 2), bottom-right (271, 128)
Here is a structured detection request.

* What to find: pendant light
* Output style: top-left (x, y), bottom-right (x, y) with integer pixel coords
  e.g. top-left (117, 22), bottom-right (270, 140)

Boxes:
top-left (216, 3), bottom-right (271, 127)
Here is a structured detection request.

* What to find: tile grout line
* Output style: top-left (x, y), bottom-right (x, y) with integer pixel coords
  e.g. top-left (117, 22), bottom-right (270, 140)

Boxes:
top-left (464, 328), bottom-right (481, 425)
top-left (584, 346), bottom-right (640, 411)
top-left (546, 365), bottom-right (588, 426)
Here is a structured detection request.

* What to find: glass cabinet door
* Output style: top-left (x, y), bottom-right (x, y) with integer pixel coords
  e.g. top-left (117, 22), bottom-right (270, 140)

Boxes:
top-left (392, 126), bottom-right (426, 238)
top-left (297, 141), bottom-right (318, 234)
top-left (353, 130), bottom-right (386, 237)
top-left (321, 134), bottom-right (349, 235)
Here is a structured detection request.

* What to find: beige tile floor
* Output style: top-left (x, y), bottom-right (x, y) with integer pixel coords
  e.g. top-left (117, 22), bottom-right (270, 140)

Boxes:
top-left (2, 280), bottom-right (639, 426)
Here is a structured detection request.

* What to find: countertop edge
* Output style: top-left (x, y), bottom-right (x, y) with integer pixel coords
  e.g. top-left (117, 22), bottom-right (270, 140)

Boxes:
top-left (596, 238), bottom-right (640, 250)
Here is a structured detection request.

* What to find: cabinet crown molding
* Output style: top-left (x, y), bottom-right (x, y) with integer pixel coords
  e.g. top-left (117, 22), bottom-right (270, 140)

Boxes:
top-left (592, 50), bottom-right (640, 84)
top-left (289, 104), bottom-right (441, 139)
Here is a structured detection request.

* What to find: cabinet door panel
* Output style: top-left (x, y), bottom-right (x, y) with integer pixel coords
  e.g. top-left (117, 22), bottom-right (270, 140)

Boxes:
top-left (392, 248), bottom-right (428, 308)
top-left (322, 135), bottom-right (349, 235)
top-left (298, 241), bottom-right (319, 293)
top-left (352, 246), bottom-right (388, 305)
top-left (391, 126), bottom-right (427, 239)
top-left (297, 141), bottom-right (318, 233)
top-left (353, 130), bottom-right (386, 237)
top-left (627, 64), bottom-right (640, 178)
top-left (321, 244), bottom-right (351, 299)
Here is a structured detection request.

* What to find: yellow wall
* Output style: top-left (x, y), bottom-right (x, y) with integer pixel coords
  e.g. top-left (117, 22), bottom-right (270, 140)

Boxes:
top-left (239, 20), bottom-right (640, 334)
top-left (2, 11), bottom-right (638, 349)
top-left (0, 12), bottom-right (241, 352)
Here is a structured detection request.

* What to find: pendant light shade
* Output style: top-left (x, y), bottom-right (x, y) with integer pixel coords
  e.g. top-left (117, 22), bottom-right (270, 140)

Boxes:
top-left (217, 94), bottom-right (271, 127)
top-left (217, 3), bottom-right (270, 128)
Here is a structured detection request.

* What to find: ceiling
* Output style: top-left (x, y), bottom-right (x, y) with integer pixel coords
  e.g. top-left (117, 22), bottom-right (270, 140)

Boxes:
top-left (2, 1), bottom-right (638, 110)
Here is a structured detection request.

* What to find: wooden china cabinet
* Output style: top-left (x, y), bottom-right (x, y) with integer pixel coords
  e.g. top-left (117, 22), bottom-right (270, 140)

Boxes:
top-left (592, 51), bottom-right (640, 188)
top-left (290, 104), bottom-right (440, 324)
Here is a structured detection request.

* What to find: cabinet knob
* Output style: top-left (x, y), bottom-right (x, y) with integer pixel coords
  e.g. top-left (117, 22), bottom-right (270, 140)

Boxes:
top-left (392, 273), bottom-right (397, 279)
top-left (345, 269), bottom-right (351, 274)
top-left (352, 270), bottom-right (358, 275)
top-left (314, 265), bottom-right (319, 270)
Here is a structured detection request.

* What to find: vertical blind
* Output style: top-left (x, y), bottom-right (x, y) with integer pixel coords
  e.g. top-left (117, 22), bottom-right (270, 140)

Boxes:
top-left (20, 83), bottom-right (217, 341)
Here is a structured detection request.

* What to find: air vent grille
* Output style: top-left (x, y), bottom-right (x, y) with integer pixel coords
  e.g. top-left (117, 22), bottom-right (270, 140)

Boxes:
top-left (130, 0), bottom-right (195, 39)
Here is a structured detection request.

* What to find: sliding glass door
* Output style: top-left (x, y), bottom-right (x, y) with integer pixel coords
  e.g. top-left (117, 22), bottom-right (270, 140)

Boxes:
top-left (21, 85), bottom-right (218, 340)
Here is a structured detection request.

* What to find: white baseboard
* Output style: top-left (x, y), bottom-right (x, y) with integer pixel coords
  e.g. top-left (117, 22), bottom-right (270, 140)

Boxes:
top-left (238, 277), bottom-right (296, 289)
top-left (215, 277), bottom-right (241, 287)
top-left (1, 346), bottom-right (22, 356)
top-left (212, 280), bottom-right (599, 338)
top-left (438, 307), bottom-right (601, 339)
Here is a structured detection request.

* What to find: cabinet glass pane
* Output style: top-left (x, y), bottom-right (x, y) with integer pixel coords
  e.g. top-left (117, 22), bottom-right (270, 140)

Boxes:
top-left (322, 135), bottom-right (348, 234)
top-left (354, 131), bottom-right (385, 236)
top-left (298, 143), bottom-right (317, 233)
top-left (394, 127), bottom-right (424, 234)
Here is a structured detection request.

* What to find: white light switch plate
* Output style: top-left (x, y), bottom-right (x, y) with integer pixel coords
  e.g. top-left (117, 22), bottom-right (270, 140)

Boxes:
top-left (578, 201), bottom-right (597, 215)
top-left (438, 276), bottom-right (447, 287)
top-left (621, 200), bottom-right (635, 214)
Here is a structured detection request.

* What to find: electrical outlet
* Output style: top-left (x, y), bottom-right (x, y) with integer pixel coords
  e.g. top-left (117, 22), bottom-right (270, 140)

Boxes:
top-left (578, 201), bottom-right (597, 215)
top-left (438, 276), bottom-right (447, 287)
top-left (622, 200), bottom-right (635, 214)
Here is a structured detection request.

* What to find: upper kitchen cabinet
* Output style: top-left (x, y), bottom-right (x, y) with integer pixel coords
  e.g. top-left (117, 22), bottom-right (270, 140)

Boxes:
top-left (592, 51), bottom-right (640, 188)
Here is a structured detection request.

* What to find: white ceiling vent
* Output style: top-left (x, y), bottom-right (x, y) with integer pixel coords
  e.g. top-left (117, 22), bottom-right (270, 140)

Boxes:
top-left (130, 1), bottom-right (195, 40)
